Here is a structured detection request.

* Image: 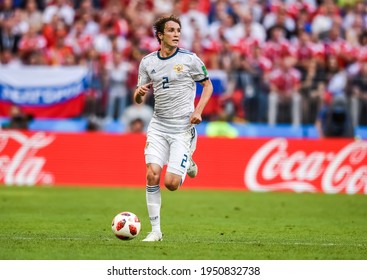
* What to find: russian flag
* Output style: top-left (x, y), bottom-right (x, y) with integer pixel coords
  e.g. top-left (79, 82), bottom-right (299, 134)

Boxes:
top-left (0, 66), bottom-right (89, 118)
top-left (195, 70), bottom-right (228, 118)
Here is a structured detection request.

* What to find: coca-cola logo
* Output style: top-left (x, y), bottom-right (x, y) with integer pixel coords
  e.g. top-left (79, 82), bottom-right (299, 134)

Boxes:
top-left (0, 131), bottom-right (55, 186)
top-left (245, 138), bottom-right (367, 194)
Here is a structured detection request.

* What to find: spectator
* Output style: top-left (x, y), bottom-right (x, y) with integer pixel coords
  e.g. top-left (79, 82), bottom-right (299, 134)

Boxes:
top-left (77, 1), bottom-right (99, 36)
top-left (86, 115), bottom-right (101, 131)
top-left (286, 0), bottom-right (317, 22)
top-left (0, 17), bottom-right (21, 54)
top-left (206, 110), bottom-right (239, 138)
top-left (125, 0), bottom-right (155, 30)
top-left (231, 0), bottom-right (263, 23)
top-left (2, 105), bottom-right (32, 130)
top-left (344, 10), bottom-right (365, 47)
top-left (11, 8), bottom-right (29, 36)
top-left (263, 25), bottom-right (297, 68)
top-left (42, 0), bottom-right (75, 27)
top-left (262, 1), bottom-right (296, 36)
top-left (75, 0), bottom-right (98, 20)
top-left (214, 38), bottom-right (240, 120)
top-left (42, 14), bottom-right (68, 49)
top-left (108, 5), bottom-right (129, 38)
top-left (315, 95), bottom-right (355, 138)
top-left (1, 0), bottom-right (367, 132)
top-left (153, 0), bottom-right (174, 16)
top-left (325, 54), bottom-right (348, 98)
top-left (311, 0), bottom-right (339, 39)
top-left (64, 18), bottom-right (94, 58)
top-left (0, 0), bottom-right (15, 22)
top-left (93, 13), bottom-right (128, 56)
top-left (293, 9), bottom-right (313, 35)
top-left (45, 31), bottom-right (73, 65)
top-left (293, 30), bottom-right (315, 74)
top-left (120, 98), bottom-right (153, 133)
top-left (268, 55), bottom-right (302, 126)
top-left (342, 1), bottom-right (366, 31)
top-left (128, 117), bottom-right (145, 133)
top-left (17, 24), bottom-right (47, 64)
top-left (104, 50), bottom-right (131, 121)
top-left (82, 47), bottom-right (107, 117)
top-left (237, 8), bottom-right (266, 44)
top-left (349, 61), bottom-right (367, 126)
top-left (23, 0), bottom-right (43, 33)
top-left (0, 48), bottom-right (22, 67)
top-left (130, 21), bottom-right (158, 54)
top-left (236, 39), bottom-right (271, 123)
top-left (295, 32), bottom-right (327, 123)
top-left (324, 24), bottom-right (354, 68)
top-left (300, 60), bottom-right (327, 124)
top-left (209, 9), bottom-right (242, 46)
top-left (181, 1), bottom-right (209, 49)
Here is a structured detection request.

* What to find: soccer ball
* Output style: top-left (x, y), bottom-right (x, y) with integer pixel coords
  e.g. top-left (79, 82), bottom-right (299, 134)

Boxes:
top-left (111, 212), bottom-right (141, 240)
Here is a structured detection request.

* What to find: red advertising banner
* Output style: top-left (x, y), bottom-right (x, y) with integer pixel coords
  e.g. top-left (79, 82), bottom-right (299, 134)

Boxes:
top-left (0, 130), bottom-right (366, 194)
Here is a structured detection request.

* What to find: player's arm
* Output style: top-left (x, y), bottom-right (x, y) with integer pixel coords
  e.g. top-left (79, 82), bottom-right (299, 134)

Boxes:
top-left (134, 83), bottom-right (152, 104)
top-left (190, 79), bottom-right (213, 124)
top-left (134, 59), bottom-right (152, 104)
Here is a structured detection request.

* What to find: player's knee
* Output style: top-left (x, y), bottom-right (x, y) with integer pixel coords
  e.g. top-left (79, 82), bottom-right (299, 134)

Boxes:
top-left (146, 169), bottom-right (160, 185)
top-left (165, 183), bottom-right (179, 191)
top-left (165, 182), bottom-right (179, 191)
top-left (164, 176), bottom-right (180, 191)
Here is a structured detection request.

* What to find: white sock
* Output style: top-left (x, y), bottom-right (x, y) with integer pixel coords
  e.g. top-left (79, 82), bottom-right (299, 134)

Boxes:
top-left (146, 185), bottom-right (161, 233)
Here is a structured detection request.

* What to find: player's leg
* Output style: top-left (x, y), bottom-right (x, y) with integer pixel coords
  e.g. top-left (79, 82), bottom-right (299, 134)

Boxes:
top-left (143, 162), bottom-right (163, 242)
top-left (164, 129), bottom-right (194, 190)
top-left (187, 127), bottom-right (198, 178)
top-left (142, 131), bottom-right (168, 242)
top-left (164, 172), bottom-right (183, 191)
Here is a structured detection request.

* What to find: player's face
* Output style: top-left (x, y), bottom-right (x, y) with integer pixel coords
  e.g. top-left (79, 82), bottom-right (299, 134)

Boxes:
top-left (161, 21), bottom-right (181, 48)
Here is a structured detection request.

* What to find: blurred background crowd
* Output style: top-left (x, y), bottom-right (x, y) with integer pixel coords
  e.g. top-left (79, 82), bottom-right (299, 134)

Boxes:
top-left (1, 0), bottom-right (366, 136)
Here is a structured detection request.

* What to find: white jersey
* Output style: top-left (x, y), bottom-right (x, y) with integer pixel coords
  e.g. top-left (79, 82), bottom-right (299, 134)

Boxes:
top-left (137, 48), bottom-right (209, 133)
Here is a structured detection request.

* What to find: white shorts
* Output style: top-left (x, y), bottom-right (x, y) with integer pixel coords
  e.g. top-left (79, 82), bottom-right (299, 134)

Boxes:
top-left (145, 127), bottom-right (197, 176)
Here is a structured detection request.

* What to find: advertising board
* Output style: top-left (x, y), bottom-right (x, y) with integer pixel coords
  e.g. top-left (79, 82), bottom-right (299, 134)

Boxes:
top-left (0, 130), bottom-right (366, 194)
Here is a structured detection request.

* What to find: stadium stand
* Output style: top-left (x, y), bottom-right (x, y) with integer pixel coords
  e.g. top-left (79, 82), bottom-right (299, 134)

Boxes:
top-left (28, 118), bottom-right (88, 132)
top-left (0, 0), bottom-right (366, 139)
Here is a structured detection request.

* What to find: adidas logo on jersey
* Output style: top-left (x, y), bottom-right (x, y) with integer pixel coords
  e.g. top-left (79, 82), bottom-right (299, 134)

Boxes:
top-left (151, 69), bottom-right (156, 74)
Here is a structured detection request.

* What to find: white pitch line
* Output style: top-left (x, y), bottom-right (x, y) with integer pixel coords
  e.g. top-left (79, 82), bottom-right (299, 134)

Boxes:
top-left (0, 236), bottom-right (112, 241)
top-left (194, 240), bottom-right (367, 247)
top-left (1, 236), bottom-right (366, 247)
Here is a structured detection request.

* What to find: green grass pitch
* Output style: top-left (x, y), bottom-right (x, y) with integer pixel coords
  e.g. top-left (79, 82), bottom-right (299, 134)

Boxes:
top-left (0, 186), bottom-right (366, 260)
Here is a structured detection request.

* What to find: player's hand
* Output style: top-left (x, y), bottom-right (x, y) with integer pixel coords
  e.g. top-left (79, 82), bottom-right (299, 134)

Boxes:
top-left (190, 112), bottom-right (202, 124)
top-left (138, 83), bottom-right (152, 97)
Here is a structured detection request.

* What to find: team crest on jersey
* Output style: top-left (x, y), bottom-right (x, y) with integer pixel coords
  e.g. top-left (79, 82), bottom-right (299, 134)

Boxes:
top-left (173, 64), bottom-right (184, 73)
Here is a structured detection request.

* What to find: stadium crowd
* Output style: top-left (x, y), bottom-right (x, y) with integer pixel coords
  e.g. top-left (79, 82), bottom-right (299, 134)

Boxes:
top-left (1, 0), bottom-right (367, 131)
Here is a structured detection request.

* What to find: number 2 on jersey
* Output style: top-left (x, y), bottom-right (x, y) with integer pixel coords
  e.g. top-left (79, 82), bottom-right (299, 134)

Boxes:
top-left (162, 76), bottom-right (169, 89)
top-left (181, 154), bottom-right (188, 168)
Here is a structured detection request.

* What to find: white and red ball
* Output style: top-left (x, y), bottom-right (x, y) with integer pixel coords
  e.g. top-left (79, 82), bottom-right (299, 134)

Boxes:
top-left (111, 212), bottom-right (141, 240)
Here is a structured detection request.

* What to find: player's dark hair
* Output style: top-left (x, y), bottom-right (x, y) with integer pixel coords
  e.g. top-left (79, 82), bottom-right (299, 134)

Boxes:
top-left (153, 14), bottom-right (181, 44)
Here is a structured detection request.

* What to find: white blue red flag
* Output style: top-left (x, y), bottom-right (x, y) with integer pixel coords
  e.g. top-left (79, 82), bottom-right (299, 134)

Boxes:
top-left (0, 66), bottom-right (89, 118)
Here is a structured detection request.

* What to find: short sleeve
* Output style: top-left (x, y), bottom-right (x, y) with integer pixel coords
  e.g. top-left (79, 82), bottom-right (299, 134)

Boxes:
top-left (137, 59), bottom-right (151, 87)
top-left (190, 54), bottom-right (209, 82)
